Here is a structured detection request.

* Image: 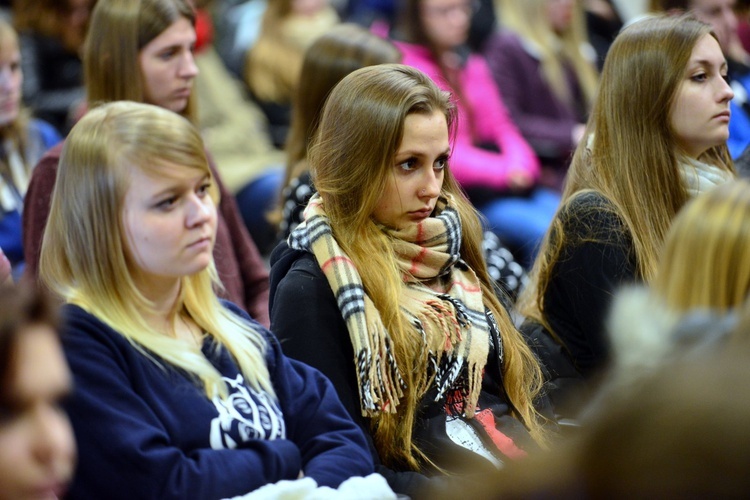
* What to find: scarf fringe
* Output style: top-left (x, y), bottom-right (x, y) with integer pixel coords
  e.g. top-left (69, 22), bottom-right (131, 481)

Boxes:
top-left (354, 312), bottom-right (406, 415)
top-left (291, 193), bottom-right (490, 417)
top-left (413, 294), bottom-right (485, 415)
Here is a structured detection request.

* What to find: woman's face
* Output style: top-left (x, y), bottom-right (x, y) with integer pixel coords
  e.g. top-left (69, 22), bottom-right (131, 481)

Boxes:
top-left (546, 0), bottom-right (575, 35)
top-left (0, 34), bottom-right (22, 127)
top-left (670, 34), bottom-right (734, 158)
top-left (419, 0), bottom-right (473, 52)
top-left (372, 111), bottom-right (449, 230)
top-left (61, 0), bottom-right (92, 51)
top-left (291, 0), bottom-right (328, 16)
top-left (121, 162), bottom-right (217, 296)
top-left (138, 17), bottom-right (199, 114)
top-left (0, 325), bottom-right (75, 499)
top-left (689, 0), bottom-right (738, 53)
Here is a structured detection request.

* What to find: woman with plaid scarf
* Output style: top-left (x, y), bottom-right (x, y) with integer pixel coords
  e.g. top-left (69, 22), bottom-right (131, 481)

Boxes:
top-left (269, 63), bottom-right (553, 499)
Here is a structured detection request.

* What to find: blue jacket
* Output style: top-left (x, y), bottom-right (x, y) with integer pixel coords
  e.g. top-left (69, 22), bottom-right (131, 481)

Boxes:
top-left (727, 60), bottom-right (750, 159)
top-left (0, 117), bottom-right (60, 278)
top-left (62, 302), bottom-right (373, 499)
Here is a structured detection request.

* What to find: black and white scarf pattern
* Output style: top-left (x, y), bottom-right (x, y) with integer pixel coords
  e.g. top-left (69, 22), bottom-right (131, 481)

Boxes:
top-left (289, 194), bottom-right (490, 417)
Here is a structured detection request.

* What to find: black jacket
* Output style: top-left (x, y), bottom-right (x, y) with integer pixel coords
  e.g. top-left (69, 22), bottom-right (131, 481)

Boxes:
top-left (522, 191), bottom-right (638, 418)
top-left (269, 242), bottom-right (544, 499)
top-left (541, 191), bottom-right (638, 376)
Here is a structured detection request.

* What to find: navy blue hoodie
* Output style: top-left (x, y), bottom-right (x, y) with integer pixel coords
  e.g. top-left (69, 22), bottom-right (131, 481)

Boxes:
top-left (61, 302), bottom-right (373, 499)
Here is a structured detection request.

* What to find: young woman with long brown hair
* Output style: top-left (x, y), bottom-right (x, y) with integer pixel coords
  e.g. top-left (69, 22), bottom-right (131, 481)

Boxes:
top-left (270, 64), bottom-right (551, 499)
top-left (518, 14), bottom-right (735, 410)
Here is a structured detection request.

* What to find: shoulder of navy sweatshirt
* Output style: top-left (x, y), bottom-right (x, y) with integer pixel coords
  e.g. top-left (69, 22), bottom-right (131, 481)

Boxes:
top-left (61, 300), bottom-right (373, 500)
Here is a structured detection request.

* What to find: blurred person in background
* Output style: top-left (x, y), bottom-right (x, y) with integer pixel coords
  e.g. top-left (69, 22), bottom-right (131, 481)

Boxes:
top-left (584, 0), bottom-right (624, 69)
top-left (193, 0), bottom-right (286, 256)
top-left (485, 0), bottom-right (599, 190)
top-left (0, 18), bottom-right (60, 282)
top-left (244, 0), bottom-right (339, 147)
top-left (0, 284), bottom-right (76, 500)
top-left (12, 0), bottom-right (94, 135)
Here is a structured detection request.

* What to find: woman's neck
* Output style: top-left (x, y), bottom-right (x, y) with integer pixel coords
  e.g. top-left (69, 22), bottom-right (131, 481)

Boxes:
top-left (133, 275), bottom-right (183, 324)
top-left (136, 279), bottom-right (203, 347)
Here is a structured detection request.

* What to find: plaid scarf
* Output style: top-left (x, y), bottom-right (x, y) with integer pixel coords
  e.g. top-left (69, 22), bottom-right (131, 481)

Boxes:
top-left (289, 193), bottom-right (489, 417)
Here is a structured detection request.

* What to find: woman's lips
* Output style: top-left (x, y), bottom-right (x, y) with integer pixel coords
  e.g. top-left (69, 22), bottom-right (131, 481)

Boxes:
top-left (408, 208), bottom-right (434, 220)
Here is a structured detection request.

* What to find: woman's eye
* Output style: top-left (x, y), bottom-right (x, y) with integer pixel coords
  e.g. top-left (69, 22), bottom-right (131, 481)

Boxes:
top-left (197, 182), bottom-right (211, 197)
top-left (691, 72), bottom-right (708, 83)
top-left (156, 196), bottom-right (177, 210)
top-left (158, 49), bottom-right (177, 60)
top-left (398, 158), bottom-right (417, 171)
top-left (434, 156), bottom-right (449, 171)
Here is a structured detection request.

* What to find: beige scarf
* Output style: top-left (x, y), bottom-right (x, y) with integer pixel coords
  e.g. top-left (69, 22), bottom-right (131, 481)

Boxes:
top-left (288, 194), bottom-right (490, 417)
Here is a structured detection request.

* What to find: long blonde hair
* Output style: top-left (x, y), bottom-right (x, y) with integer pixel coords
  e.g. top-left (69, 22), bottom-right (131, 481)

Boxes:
top-left (245, 0), bottom-right (338, 105)
top-left (653, 180), bottom-right (750, 311)
top-left (84, 0), bottom-right (198, 124)
top-left (0, 19), bottom-right (31, 177)
top-left (520, 14), bottom-right (734, 332)
top-left (311, 64), bottom-right (547, 469)
top-left (40, 101), bottom-right (273, 400)
top-left (496, 0), bottom-right (599, 109)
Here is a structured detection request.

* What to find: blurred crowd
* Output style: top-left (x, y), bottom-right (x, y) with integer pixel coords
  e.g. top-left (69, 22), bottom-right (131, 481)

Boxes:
top-left (3, 0), bottom-right (750, 498)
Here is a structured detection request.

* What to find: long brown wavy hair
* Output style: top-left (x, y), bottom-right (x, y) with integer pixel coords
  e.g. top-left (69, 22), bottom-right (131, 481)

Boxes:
top-left (310, 63), bottom-right (548, 469)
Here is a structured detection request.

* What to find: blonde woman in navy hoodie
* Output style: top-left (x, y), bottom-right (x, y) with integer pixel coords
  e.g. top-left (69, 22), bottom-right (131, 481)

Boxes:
top-left (39, 101), bottom-right (373, 499)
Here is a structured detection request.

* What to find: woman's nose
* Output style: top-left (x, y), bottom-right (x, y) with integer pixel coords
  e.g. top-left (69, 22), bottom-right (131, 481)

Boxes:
top-left (180, 52), bottom-right (199, 79)
top-left (186, 195), bottom-right (213, 227)
top-left (32, 404), bottom-right (76, 470)
top-left (420, 170), bottom-right (442, 198)
top-left (720, 77), bottom-right (735, 102)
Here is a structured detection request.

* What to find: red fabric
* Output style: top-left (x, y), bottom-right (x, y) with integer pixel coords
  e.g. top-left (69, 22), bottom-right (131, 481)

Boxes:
top-left (194, 8), bottom-right (214, 53)
top-left (474, 408), bottom-right (527, 459)
top-left (739, 19), bottom-right (750, 55)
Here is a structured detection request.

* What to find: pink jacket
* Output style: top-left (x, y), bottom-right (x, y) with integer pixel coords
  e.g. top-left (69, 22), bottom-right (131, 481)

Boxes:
top-left (396, 42), bottom-right (540, 190)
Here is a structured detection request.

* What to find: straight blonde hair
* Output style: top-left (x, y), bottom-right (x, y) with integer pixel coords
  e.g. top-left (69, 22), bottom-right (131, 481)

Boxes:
top-left (40, 101), bottom-right (273, 400)
top-left (496, 0), bottom-right (599, 109)
top-left (653, 180), bottom-right (750, 311)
